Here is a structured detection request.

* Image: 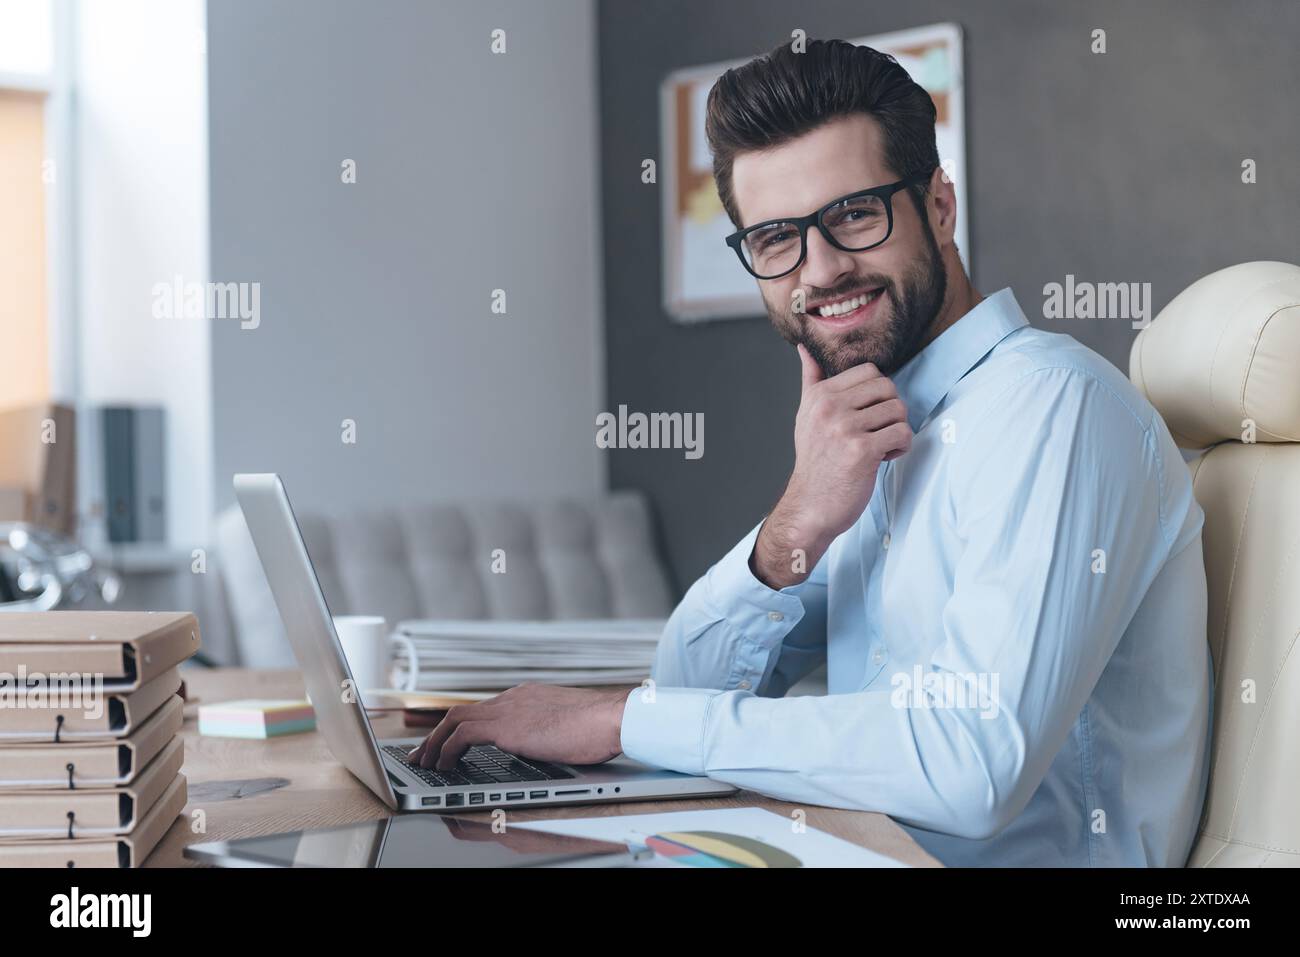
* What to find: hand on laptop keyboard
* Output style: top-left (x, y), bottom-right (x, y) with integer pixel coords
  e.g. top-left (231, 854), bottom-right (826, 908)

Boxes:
top-left (384, 744), bottom-right (574, 788)
top-left (402, 683), bottom-right (637, 772)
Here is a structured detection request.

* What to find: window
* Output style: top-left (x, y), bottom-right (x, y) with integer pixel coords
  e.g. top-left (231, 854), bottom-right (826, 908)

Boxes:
top-left (0, 0), bottom-right (56, 410)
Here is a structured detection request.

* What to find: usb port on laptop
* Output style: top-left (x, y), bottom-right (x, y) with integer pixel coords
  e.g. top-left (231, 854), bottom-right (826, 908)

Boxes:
top-left (505, 792), bottom-right (525, 801)
top-left (529, 790), bottom-right (547, 799)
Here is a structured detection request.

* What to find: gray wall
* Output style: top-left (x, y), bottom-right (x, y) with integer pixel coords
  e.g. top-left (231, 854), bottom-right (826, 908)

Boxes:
top-left (598, 0), bottom-right (1300, 591)
top-left (207, 0), bottom-right (605, 516)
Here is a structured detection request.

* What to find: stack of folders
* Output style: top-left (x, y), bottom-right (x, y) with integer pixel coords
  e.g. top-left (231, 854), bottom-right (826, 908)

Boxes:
top-left (0, 612), bottom-right (201, 867)
top-left (392, 619), bottom-right (667, 693)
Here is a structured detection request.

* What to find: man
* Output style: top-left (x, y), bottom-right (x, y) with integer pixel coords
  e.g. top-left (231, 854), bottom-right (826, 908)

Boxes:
top-left (409, 39), bottom-right (1213, 867)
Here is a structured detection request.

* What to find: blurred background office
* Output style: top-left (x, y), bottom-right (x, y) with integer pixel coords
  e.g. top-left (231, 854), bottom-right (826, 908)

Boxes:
top-left (1, 0), bottom-right (1297, 666)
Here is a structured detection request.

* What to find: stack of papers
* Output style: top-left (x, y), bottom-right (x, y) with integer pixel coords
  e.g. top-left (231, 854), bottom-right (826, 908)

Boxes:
top-left (392, 619), bottom-right (666, 692)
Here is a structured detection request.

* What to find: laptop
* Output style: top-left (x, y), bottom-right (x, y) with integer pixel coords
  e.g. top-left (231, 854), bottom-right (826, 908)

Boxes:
top-left (233, 473), bottom-right (736, 813)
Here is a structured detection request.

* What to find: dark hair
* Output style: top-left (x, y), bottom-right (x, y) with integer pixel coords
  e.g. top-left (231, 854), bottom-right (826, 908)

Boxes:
top-left (705, 38), bottom-right (939, 227)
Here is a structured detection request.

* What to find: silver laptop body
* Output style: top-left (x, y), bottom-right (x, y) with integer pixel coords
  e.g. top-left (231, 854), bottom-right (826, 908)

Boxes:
top-left (233, 473), bottom-right (736, 813)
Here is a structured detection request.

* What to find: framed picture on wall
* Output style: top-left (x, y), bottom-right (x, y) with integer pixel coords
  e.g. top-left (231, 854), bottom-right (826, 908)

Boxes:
top-left (660, 23), bottom-right (968, 323)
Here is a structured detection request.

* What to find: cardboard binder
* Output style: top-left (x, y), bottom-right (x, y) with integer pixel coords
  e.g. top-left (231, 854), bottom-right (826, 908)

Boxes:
top-left (0, 736), bottom-right (183, 838)
top-left (0, 694), bottom-right (183, 788)
top-left (0, 403), bottom-right (77, 538)
top-left (0, 774), bottom-right (186, 868)
top-left (0, 611), bottom-right (200, 690)
top-left (0, 665), bottom-right (181, 740)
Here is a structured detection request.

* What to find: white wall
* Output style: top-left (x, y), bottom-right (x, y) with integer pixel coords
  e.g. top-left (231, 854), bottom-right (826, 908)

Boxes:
top-left (206, 0), bottom-right (605, 516)
top-left (74, 0), bottom-right (212, 548)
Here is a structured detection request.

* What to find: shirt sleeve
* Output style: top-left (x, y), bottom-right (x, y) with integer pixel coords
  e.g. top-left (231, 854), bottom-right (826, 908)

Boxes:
top-left (620, 366), bottom-right (1178, 841)
top-left (642, 520), bottom-right (829, 698)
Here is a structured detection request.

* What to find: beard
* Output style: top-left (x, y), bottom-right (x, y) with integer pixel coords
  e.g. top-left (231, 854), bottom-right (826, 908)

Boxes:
top-left (765, 215), bottom-right (948, 378)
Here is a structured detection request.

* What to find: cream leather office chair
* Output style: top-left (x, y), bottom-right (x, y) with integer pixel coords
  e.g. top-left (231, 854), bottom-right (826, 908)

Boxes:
top-left (1130, 260), bottom-right (1300, 867)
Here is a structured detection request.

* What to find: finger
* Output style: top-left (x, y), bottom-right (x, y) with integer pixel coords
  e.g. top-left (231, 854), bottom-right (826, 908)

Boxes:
top-left (415, 703), bottom-right (480, 769)
top-left (872, 421), bottom-right (913, 459)
top-left (407, 722), bottom-right (448, 764)
top-left (836, 374), bottom-right (898, 409)
top-left (414, 722), bottom-right (453, 769)
top-left (856, 397), bottom-right (909, 432)
top-left (407, 734), bottom-right (431, 766)
top-left (435, 721), bottom-right (496, 771)
top-left (823, 360), bottom-right (884, 393)
top-left (797, 344), bottom-right (823, 393)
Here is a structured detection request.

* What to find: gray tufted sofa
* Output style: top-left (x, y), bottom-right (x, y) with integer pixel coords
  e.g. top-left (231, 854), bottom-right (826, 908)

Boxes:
top-left (209, 491), bottom-right (675, 668)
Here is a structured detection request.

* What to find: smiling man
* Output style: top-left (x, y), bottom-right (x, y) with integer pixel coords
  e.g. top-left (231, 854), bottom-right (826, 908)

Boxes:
top-left (409, 39), bottom-right (1213, 867)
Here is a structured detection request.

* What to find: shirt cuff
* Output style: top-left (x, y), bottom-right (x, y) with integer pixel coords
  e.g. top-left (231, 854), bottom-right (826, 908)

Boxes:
top-left (707, 522), bottom-right (807, 639)
top-left (620, 685), bottom-right (719, 775)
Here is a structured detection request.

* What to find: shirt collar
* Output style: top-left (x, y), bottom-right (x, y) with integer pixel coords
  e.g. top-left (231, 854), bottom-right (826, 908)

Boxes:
top-left (891, 287), bottom-right (1030, 433)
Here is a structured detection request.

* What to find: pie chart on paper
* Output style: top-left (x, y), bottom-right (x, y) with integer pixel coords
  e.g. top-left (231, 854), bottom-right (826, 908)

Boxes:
top-left (641, 830), bottom-right (802, 868)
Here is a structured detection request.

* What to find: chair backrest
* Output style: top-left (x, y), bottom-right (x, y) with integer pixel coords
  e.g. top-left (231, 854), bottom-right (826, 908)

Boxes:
top-left (1130, 260), bottom-right (1300, 866)
top-left (214, 491), bottom-right (674, 668)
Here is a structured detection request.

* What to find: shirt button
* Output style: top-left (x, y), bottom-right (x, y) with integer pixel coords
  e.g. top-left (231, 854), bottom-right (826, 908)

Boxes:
top-left (738, 679), bottom-right (751, 690)
top-left (882, 532), bottom-right (891, 549)
top-left (767, 611), bottom-right (784, 622)
top-left (871, 648), bottom-right (886, 665)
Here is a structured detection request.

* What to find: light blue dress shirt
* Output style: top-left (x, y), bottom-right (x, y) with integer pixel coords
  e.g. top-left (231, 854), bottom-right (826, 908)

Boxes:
top-left (620, 288), bottom-right (1213, 867)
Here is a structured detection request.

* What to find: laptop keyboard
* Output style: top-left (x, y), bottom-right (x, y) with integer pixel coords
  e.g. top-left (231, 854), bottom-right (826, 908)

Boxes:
top-left (384, 744), bottom-right (575, 789)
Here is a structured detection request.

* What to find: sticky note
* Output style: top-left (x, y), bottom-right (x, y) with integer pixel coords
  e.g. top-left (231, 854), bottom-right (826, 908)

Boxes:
top-left (198, 699), bottom-right (316, 739)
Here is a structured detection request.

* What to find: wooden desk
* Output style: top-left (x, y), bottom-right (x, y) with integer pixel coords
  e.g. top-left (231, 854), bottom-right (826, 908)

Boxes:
top-left (148, 668), bottom-right (941, 867)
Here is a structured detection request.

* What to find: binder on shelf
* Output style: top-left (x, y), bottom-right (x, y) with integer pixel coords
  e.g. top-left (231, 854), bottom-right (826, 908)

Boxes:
top-left (132, 407), bottom-right (166, 543)
top-left (0, 611), bottom-right (200, 690)
top-left (0, 774), bottom-right (186, 868)
top-left (0, 694), bottom-right (183, 788)
top-left (38, 404), bottom-right (77, 538)
top-left (100, 406), bottom-right (165, 544)
top-left (0, 403), bottom-right (77, 538)
top-left (0, 736), bottom-right (183, 839)
top-left (101, 406), bottom-right (135, 543)
top-left (0, 667), bottom-right (182, 741)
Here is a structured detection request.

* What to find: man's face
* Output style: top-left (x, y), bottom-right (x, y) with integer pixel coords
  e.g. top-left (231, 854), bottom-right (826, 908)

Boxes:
top-left (731, 114), bottom-right (947, 377)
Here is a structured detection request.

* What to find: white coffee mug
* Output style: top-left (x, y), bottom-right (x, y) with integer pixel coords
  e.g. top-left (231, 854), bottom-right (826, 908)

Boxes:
top-left (333, 616), bottom-right (419, 702)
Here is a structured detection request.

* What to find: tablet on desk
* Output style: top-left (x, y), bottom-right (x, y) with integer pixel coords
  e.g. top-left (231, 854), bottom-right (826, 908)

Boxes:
top-left (184, 814), bottom-right (647, 868)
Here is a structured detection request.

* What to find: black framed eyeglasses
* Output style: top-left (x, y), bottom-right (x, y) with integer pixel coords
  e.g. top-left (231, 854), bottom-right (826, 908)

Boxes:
top-left (725, 170), bottom-right (933, 280)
